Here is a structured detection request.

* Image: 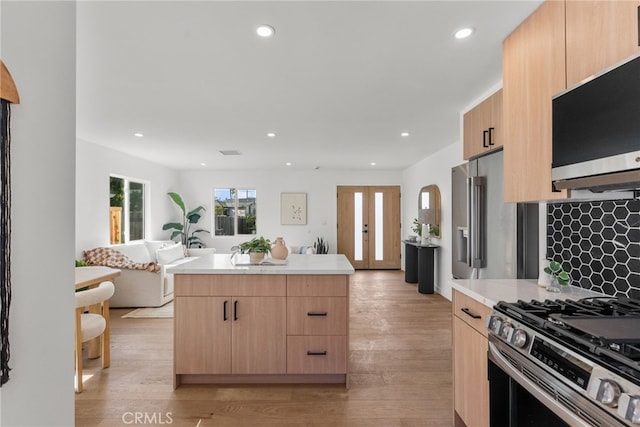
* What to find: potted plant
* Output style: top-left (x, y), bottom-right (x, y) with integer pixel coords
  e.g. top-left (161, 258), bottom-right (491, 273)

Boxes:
top-left (314, 237), bottom-right (329, 254)
top-left (429, 224), bottom-right (440, 239)
top-left (162, 192), bottom-right (209, 248)
top-left (411, 218), bottom-right (422, 237)
top-left (239, 236), bottom-right (271, 263)
top-left (544, 260), bottom-right (570, 293)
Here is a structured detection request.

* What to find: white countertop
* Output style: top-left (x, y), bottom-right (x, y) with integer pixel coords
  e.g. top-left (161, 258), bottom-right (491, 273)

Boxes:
top-left (166, 253), bottom-right (355, 275)
top-left (450, 278), bottom-right (605, 309)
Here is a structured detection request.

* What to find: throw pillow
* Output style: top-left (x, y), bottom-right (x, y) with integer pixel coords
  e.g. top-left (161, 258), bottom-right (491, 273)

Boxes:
top-left (156, 243), bottom-right (185, 265)
top-left (144, 240), bottom-right (175, 262)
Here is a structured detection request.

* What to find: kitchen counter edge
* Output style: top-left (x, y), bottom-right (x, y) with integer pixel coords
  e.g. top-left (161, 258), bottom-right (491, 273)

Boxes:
top-left (167, 253), bottom-right (355, 275)
top-left (450, 278), bottom-right (605, 309)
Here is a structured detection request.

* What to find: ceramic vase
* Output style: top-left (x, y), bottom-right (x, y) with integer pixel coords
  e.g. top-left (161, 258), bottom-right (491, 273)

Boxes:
top-left (271, 237), bottom-right (289, 260)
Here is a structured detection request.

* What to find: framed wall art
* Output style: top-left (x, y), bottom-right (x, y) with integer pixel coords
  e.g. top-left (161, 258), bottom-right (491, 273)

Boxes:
top-left (281, 192), bottom-right (307, 225)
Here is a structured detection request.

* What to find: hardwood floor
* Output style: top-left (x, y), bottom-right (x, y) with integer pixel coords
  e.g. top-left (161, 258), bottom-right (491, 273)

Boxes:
top-left (75, 270), bottom-right (453, 426)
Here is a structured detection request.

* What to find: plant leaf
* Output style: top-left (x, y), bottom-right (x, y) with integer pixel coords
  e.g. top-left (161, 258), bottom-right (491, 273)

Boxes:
top-left (170, 230), bottom-right (185, 240)
top-left (163, 222), bottom-right (183, 231)
top-left (168, 192), bottom-right (186, 215)
top-left (187, 213), bottom-right (201, 224)
top-left (548, 261), bottom-right (562, 273)
top-left (557, 271), bottom-right (571, 285)
top-left (187, 206), bottom-right (205, 217)
top-left (543, 267), bottom-right (552, 275)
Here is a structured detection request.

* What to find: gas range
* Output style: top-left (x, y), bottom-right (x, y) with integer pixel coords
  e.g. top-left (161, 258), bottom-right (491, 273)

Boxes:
top-left (489, 296), bottom-right (640, 426)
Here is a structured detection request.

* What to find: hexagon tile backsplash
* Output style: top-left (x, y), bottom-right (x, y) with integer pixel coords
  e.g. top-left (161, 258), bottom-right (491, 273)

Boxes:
top-left (547, 199), bottom-right (640, 299)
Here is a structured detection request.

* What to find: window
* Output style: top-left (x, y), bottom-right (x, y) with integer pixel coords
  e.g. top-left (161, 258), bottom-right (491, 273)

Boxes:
top-left (110, 176), bottom-right (146, 243)
top-left (214, 188), bottom-right (257, 236)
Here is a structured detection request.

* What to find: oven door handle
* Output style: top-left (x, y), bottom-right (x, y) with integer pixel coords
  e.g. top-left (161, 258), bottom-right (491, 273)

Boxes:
top-left (488, 341), bottom-right (593, 427)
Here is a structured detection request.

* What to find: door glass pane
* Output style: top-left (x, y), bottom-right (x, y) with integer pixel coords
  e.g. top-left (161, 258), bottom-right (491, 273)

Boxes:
top-left (375, 192), bottom-right (383, 261)
top-left (354, 192), bottom-right (363, 261)
top-left (214, 188), bottom-right (236, 236)
top-left (129, 181), bottom-right (145, 241)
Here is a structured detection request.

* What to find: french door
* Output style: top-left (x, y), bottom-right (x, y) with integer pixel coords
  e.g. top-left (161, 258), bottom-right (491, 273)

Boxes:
top-left (336, 186), bottom-right (401, 270)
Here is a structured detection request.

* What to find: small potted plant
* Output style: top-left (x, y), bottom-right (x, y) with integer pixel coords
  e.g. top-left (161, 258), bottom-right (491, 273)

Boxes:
top-left (411, 218), bottom-right (422, 240)
top-left (239, 236), bottom-right (272, 263)
top-left (314, 237), bottom-right (329, 254)
top-left (544, 260), bottom-right (570, 293)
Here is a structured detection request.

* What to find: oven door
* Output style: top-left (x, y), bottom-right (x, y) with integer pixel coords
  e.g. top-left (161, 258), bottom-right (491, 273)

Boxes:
top-left (488, 335), bottom-right (616, 427)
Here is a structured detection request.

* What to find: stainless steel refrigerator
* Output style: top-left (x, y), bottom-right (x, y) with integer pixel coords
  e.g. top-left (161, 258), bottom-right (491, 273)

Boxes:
top-left (451, 150), bottom-right (539, 279)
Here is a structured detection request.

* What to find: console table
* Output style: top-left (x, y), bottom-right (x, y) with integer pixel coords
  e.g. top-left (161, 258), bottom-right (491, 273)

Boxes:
top-left (403, 241), bottom-right (438, 294)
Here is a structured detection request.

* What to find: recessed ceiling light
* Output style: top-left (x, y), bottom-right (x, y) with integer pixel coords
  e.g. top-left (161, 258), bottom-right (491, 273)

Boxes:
top-left (454, 27), bottom-right (475, 39)
top-left (370, 162), bottom-right (377, 166)
top-left (267, 132), bottom-right (276, 138)
top-left (285, 162), bottom-right (292, 166)
top-left (134, 133), bottom-right (144, 138)
top-left (200, 162), bottom-right (206, 166)
top-left (401, 132), bottom-right (410, 137)
top-left (256, 25), bottom-right (275, 38)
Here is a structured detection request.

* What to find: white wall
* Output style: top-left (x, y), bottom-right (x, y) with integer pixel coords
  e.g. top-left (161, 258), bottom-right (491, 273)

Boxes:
top-left (0, 2), bottom-right (76, 426)
top-left (75, 140), bottom-right (179, 258)
top-left (402, 141), bottom-right (464, 300)
top-left (177, 168), bottom-right (402, 253)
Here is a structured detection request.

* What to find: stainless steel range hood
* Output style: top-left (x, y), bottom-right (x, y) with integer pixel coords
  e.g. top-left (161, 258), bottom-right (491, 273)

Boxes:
top-left (552, 152), bottom-right (640, 192)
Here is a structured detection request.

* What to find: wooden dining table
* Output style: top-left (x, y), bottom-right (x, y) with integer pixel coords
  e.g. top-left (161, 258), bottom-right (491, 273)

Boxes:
top-left (75, 266), bottom-right (121, 290)
top-left (75, 266), bottom-right (121, 358)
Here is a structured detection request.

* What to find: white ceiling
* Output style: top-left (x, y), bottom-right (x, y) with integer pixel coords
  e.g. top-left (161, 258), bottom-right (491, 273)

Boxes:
top-left (76, 1), bottom-right (543, 171)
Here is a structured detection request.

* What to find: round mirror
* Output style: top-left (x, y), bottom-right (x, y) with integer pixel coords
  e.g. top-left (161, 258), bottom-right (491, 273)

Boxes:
top-left (418, 185), bottom-right (441, 238)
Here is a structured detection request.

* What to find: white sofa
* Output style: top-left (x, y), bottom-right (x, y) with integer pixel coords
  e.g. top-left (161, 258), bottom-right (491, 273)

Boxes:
top-left (105, 241), bottom-right (203, 308)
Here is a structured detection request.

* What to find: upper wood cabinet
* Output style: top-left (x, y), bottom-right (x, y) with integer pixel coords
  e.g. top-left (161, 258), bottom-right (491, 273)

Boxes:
top-left (503, 0), bottom-right (640, 202)
top-left (503, 0), bottom-right (568, 202)
top-left (566, 0), bottom-right (640, 88)
top-left (463, 89), bottom-right (503, 160)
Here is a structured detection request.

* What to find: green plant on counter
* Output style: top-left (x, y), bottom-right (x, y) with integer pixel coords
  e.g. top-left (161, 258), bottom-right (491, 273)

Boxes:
top-left (75, 259), bottom-right (90, 267)
top-left (314, 237), bottom-right (329, 254)
top-left (429, 224), bottom-right (440, 238)
top-left (411, 218), bottom-right (422, 236)
top-left (239, 236), bottom-right (271, 254)
top-left (544, 261), bottom-right (571, 286)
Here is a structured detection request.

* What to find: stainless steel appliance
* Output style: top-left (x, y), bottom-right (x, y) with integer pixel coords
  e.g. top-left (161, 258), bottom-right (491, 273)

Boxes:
top-left (488, 296), bottom-right (640, 426)
top-left (552, 54), bottom-right (640, 192)
top-left (451, 150), bottom-right (538, 279)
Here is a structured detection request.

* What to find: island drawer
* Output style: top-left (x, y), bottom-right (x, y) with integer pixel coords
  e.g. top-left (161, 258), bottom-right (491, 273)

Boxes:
top-left (287, 297), bottom-right (347, 335)
top-left (287, 275), bottom-right (348, 296)
top-left (175, 274), bottom-right (286, 297)
top-left (453, 290), bottom-right (491, 337)
top-left (286, 336), bottom-right (347, 374)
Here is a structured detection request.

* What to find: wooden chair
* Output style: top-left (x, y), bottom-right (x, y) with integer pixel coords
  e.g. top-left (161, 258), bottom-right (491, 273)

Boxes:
top-left (75, 281), bottom-right (115, 392)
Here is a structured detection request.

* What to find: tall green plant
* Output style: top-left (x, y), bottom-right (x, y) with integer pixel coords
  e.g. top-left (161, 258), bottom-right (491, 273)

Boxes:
top-left (162, 192), bottom-right (209, 248)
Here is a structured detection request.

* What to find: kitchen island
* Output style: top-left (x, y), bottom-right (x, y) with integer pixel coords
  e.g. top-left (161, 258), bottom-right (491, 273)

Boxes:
top-left (167, 254), bottom-right (355, 388)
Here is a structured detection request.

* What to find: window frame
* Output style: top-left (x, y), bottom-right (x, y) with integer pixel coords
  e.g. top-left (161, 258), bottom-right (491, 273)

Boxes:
top-left (213, 187), bottom-right (257, 237)
top-left (109, 175), bottom-right (149, 243)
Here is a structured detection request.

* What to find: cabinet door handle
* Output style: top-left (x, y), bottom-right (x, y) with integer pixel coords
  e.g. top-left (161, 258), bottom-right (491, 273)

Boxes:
top-left (488, 127), bottom-right (495, 146)
top-left (461, 307), bottom-right (482, 319)
top-left (223, 300), bottom-right (228, 321)
top-left (637, 5), bottom-right (640, 46)
top-left (234, 300), bottom-right (238, 321)
top-left (307, 351), bottom-right (327, 356)
top-left (307, 312), bottom-right (328, 317)
top-left (482, 130), bottom-right (489, 148)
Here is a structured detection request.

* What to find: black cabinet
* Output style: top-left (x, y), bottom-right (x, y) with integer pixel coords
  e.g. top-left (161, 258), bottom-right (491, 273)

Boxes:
top-left (403, 241), bottom-right (438, 294)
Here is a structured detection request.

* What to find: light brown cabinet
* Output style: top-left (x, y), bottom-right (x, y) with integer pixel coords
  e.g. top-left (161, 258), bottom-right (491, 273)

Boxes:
top-left (174, 273), bottom-right (349, 386)
top-left (566, 0), bottom-right (640, 88)
top-left (174, 275), bottom-right (286, 376)
top-left (503, 0), bottom-right (568, 203)
top-left (463, 89), bottom-right (503, 160)
top-left (503, 0), bottom-right (640, 202)
top-left (452, 290), bottom-right (491, 427)
top-left (286, 275), bottom-right (348, 375)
